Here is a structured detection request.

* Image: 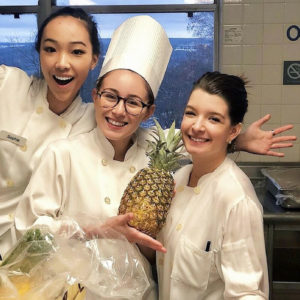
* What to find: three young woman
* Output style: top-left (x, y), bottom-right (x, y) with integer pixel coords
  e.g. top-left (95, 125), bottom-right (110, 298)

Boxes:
top-left (1, 7), bottom-right (296, 299)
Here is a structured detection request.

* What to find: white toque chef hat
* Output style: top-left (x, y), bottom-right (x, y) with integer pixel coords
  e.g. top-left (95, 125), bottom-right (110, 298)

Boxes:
top-left (99, 15), bottom-right (172, 98)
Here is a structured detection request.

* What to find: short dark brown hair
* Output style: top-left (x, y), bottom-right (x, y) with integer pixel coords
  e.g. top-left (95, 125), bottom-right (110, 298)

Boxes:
top-left (191, 71), bottom-right (248, 125)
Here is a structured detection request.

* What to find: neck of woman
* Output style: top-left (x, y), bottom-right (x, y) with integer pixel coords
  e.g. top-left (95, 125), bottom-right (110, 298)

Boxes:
top-left (47, 90), bottom-right (74, 115)
top-left (188, 155), bottom-right (226, 187)
top-left (110, 138), bottom-right (134, 162)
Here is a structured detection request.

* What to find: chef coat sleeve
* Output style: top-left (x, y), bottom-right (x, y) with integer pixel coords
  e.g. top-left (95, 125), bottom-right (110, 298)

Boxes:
top-left (0, 65), bottom-right (8, 87)
top-left (0, 65), bottom-right (10, 105)
top-left (0, 65), bottom-right (31, 99)
top-left (15, 143), bottom-right (68, 235)
top-left (220, 197), bottom-right (269, 299)
top-left (0, 65), bottom-right (5, 85)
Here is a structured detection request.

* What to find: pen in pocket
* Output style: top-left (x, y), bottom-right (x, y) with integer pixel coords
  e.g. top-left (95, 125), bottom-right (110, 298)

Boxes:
top-left (205, 241), bottom-right (211, 252)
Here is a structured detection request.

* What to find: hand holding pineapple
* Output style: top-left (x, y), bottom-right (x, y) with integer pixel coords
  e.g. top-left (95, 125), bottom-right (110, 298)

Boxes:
top-left (119, 120), bottom-right (184, 238)
top-left (83, 213), bottom-right (166, 253)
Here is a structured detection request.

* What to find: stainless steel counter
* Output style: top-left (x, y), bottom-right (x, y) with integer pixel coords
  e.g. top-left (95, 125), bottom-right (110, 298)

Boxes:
top-left (239, 162), bottom-right (300, 300)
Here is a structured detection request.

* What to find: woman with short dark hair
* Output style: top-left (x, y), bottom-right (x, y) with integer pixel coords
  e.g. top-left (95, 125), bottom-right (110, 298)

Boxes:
top-left (157, 72), bottom-right (268, 299)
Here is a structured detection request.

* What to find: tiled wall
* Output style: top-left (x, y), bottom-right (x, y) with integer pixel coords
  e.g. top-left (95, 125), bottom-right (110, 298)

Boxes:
top-left (221, 0), bottom-right (300, 162)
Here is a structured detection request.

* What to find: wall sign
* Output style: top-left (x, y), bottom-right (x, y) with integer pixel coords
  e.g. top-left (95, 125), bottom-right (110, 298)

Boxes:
top-left (283, 61), bottom-right (300, 85)
top-left (287, 25), bottom-right (300, 41)
top-left (223, 26), bottom-right (242, 44)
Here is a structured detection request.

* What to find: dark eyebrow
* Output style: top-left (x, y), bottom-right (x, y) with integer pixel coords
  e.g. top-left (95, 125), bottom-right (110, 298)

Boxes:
top-left (185, 104), bottom-right (225, 119)
top-left (43, 38), bottom-right (88, 48)
top-left (211, 112), bottom-right (225, 119)
top-left (184, 105), bottom-right (195, 111)
top-left (103, 88), bottom-right (118, 94)
top-left (185, 105), bottom-right (195, 110)
top-left (103, 88), bottom-right (143, 100)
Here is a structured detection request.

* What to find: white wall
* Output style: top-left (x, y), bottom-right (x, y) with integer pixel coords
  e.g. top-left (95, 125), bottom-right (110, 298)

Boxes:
top-left (220, 0), bottom-right (300, 162)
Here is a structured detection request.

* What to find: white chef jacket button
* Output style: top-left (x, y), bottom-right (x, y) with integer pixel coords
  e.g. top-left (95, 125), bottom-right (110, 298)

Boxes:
top-left (129, 166), bottom-right (136, 173)
top-left (177, 185), bottom-right (184, 192)
top-left (20, 144), bottom-right (27, 152)
top-left (104, 197), bottom-right (111, 204)
top-left (36, 106), bottom-right (43, 114)
top-left (59, 120), bottom-right (67, 129)
top-left (193, 186), bottom-right (201, 194)
top-left (6, 179), bottom-right (14, 187)
top-left (101, 159), bottom-right (108, 166)
top-left (8, 213), bottom-right (14, 220)
top-left (176, 224), bottom-right (182, 231)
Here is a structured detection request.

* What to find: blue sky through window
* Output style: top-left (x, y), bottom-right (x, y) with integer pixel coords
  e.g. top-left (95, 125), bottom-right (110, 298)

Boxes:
top-left (0, 0), bottom-right (213, 40)
top-left (57, 0), bottom-right (213, 4)
top-left (0, 1), bottom-right (214, 128)
top-left (0, 0), bottom-right (37, 4)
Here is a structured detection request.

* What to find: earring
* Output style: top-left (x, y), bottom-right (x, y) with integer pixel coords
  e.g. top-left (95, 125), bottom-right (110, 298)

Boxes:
top-left (228, 140), bottom-right (232, 144)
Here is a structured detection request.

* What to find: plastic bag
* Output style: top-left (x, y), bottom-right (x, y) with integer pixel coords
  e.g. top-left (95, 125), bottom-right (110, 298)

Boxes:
top-left (0, 216), bottom-right (150, 300)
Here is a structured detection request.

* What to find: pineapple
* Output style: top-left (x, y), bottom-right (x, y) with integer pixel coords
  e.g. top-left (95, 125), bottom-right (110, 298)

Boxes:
top-left (118, 119), bottom-right (184, 238)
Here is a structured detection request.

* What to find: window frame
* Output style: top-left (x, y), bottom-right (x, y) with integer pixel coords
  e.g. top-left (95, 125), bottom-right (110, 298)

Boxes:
top-left (0, 0), bottom-right (220, 69)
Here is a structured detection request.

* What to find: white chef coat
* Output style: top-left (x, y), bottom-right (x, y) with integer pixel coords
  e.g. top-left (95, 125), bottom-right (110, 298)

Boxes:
top-left (15, 127), bottom-right (157, 300)
top-left (0, 65), bottom-right (96, 256)
top-left (157, 157), bottom-right (269, 300)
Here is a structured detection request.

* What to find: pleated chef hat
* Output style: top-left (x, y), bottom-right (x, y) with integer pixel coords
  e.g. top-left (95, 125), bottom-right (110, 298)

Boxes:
top-left (99, 15), bottom-right (172, 98)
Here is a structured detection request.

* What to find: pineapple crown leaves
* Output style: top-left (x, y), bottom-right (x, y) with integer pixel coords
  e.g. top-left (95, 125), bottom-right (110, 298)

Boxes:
top-left (146, 119), bottom-right (185, 172)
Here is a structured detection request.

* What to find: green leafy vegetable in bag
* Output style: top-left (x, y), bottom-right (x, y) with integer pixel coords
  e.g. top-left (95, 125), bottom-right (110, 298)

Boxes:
top-left (1, 228), bottom-right (55, 273)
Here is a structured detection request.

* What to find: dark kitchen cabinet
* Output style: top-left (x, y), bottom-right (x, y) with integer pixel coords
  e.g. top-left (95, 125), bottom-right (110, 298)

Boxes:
top-left (240, 163), bottom-right (300, 300)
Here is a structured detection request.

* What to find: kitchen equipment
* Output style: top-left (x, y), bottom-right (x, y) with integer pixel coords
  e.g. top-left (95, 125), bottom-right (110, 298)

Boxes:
top-left (261, 167), bottom-right (300, 209)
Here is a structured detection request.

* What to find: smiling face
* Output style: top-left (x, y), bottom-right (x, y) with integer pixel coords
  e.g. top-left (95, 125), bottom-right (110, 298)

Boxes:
top-left (92, 69), bottom-right (155, 154)
top-left (39, 16), bottom-right (98, 114)
top-left (181, 88), bottom-right (241, 168)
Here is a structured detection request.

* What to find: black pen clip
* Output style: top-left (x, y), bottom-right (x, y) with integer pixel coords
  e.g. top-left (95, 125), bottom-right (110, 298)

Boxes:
top-left (205, 241), bottom-right (211, 252)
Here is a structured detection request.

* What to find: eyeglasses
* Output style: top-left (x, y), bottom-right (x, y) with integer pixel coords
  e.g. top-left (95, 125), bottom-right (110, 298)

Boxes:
top-left (96, 90), bottom-right (151, 116)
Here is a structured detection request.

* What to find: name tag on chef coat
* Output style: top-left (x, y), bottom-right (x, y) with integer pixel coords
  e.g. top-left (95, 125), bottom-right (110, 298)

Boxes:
top-left (0, 130), bottom-right (27, 147)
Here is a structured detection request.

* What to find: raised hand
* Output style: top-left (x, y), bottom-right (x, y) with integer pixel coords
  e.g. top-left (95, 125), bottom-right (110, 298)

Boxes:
top-left (236, 114), bottom-right (297, 157)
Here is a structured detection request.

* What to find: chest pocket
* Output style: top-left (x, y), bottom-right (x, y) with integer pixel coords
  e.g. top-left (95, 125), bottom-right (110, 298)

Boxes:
top-left (171, 236), bottom-right (214, 291)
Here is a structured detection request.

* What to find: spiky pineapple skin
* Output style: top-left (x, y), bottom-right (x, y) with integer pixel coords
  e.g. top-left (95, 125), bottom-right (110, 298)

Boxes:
top-left (119, 167), bottom-right (174, 238)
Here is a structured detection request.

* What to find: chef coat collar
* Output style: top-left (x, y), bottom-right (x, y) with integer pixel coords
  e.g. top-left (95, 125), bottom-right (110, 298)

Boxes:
top-left (95, 126), bottom-right (142, 161)
top-left (32, 78), bottom-right (88, 125)
top-left (183, 157), bottom-right (230, 187)
top-left (59, 93), bottom-right (87, 125)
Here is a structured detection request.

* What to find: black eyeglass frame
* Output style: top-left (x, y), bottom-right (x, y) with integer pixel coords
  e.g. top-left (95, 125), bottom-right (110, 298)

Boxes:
top-left (96, 90), bottom-right (151, 116)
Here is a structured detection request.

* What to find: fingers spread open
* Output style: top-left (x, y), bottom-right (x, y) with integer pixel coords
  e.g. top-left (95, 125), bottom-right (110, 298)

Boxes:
top-left (266, 150), bottom-right (285, 157)
top-left (274, 124), bottom-right (294, 134)
top-left (256, 114), bottom-right (271, 127)
top-left (271, 142), bottom-right (294, 149)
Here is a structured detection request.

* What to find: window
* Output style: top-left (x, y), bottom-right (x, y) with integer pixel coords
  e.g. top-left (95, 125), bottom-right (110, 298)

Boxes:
top-left (0, 1), bottom-right (38, 4)
top-left (57, 1), bottom-right (214, 5)
top-left (0, 14), bottom-right (38, 76)
top-left (0, 1), bottom-right (217, 128)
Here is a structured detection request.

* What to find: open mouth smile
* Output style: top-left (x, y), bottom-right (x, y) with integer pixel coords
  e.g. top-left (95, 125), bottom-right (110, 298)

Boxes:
top-left (190, 136), bottom-right (210, 142)
top-left (106, 117), bottom-right (127, 127)
top-left (53, 75), bottom-right (74, 85)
